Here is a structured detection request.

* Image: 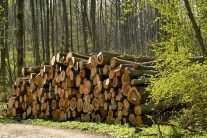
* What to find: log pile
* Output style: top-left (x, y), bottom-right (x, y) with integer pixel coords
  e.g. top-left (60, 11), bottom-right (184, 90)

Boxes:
top-left (7, 51), bottom-right (159, 126)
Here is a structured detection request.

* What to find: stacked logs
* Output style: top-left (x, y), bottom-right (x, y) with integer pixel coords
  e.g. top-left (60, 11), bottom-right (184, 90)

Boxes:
top-left (7, 51), bottom-right (160, 126)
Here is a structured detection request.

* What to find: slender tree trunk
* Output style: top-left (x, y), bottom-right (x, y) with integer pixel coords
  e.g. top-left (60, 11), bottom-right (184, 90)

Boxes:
top-left (81, 0), bottom-right (88, 54)
top-left (30, 0), bottom-right (40, 66)
top-left (70, 0), bottom-right (73, 52)
top-left (62, 0), bottom-right (69, 52)
top-left (46, 0), bottom-right (50, 62)
top-left (50, 0), bottom-right (55, 55)
top-left (5, 0), bottom-right (13, 85)
top-left (75, 0), bottom-right (79, 52)
top-left (40, 0), bottom-right (45, 61)
top-left (16, 0), bottom-right (24, 77)
top-left (0, 0), bottom-right (6, 91)
top-left (183, 0), bottom-right (207, 57)
top-left (90, 0), bottom-right (97, 52)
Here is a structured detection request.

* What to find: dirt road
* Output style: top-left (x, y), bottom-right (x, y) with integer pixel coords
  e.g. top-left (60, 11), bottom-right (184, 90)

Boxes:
top-left (0, 123), bottom-right (112, 138)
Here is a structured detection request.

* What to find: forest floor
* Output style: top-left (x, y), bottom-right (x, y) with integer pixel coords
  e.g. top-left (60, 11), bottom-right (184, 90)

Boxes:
top-left (0, 123), bottom-right (112, 138)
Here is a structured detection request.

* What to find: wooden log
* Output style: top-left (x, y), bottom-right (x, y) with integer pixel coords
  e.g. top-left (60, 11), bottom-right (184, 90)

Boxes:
top-left (109, 69), bottom-right (116, 79)
top-left (129, 114), bottom-right (137, 126)
top-left (103, 78), bottom-right (113, 89)
top-left (93, 85), bottom-right (100, 98)
top-left (98, 94), bottom-right (105, 107)
top-left (127, 87), bottom-right (141, 105)
top-left (89, 55), bottom-right (98, 67)
top-left (118, 102), bottom-right (123, 110)
top-left (115, 93), bottom-right (124, 102)
top-left (59, 98), bottom-right (69, 110)
top-left (97, 51), bottom-right (120, 65)
top-left (77, 98), bottom-right (83, 112)
top-left (122, 82), bottom-right (131, 97)
top-left (67, 88), bottom-right (79, 98)
top-left (86, 104), bottom-right (94, 114)
top-left (110, 57), bottom-right (138, 69)
top-left (8, 97), bottom-right (15, 109)
top-left (70, 97), bottom-right (77, 111)
top-left (104, 90), bottom-right (112, 101)
top-left (110, 88), bottom-right (117, 98)
top-left (56, 53), bottom-right (67, 63)
top-left (111, 98), bottom-right (117, 110)
top-left (66, 52), bottom-right (89, 61)
top-left (22, 111), bottom-right (27, 119)
top-left (125, 67), bottom-right (158, 78)
top-left (92, 98), bottom-right (99, 111)
top-left (113, 77), bottom-right (122, 88)
top-left (75, 74), bottom-right (82, 87)
top-left (82, 80), bottom-right (92, 94)
top-left (121, 73), bottom-right (130, 85)
top-left (103, 65), bottom-right (110, 76)
top-left (22, 66), bottom-right (40, 77)
top-left (51, 99), bottom-right (59, 110)
top-left (123, 99), bottom-right (132, 110)
top-left (134, 105), bottom-right (142, 116)
top-left (69, 57), bottom-right (83, 67)
top-left (52, 109), bottom-right (61, 121)
top-left (85, 114), bottom-right (91, 122)
top-left (131, 78), bottom-right (151, 86)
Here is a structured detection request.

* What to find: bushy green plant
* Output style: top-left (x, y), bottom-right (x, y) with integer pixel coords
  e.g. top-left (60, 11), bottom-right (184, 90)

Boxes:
top-left (148, 48), bottom-right (207, 130)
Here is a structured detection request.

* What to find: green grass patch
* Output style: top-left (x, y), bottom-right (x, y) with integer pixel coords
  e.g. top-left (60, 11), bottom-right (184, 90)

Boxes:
top-left (25, 119), bottom-right (135, 137)
top-left (0, 115), bottom-right (206, 137)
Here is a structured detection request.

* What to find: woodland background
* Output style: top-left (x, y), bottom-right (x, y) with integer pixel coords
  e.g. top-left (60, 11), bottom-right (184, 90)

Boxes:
top-left (0, 0), bottom-right (207, 129)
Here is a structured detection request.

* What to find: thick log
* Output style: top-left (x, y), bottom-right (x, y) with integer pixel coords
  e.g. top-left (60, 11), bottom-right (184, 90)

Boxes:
top-left (97, 51), bottom-right (120, 65)
top-left (22, 66), bottom-right (40, 77)
top-left (103, 65), bottom-right (110, 76)
top-left (77, 98), bottom-right (83, 112)
top-left (121, 73), bottom-right (130, 84)
top-left (110, 57), bottom-right (138, 69)
top-left (103, 78), bottom-right (113, 89)
top-left (56, 53), bottom-right (67, 63)
top-left (122, 82), bottom-right (131, 97)
top-left (131, 78), bottom-right (151, 86)
top-left (98, 94), bottom-right (105, 107)
top-left (82, 80), bottom-right (92, 94)
top-left (70, 97), bottom-right (77, 111)
top-left (88, 55), bottom-right (98, 67)
top-left (51, 99), bottom-right (59, 110)
top-left (92, 98), bottom-right (99, 111)
top-left (52, 109), bottom-right (61, 121)
top-left (66, 52), bottom-right (89, 61)
top-left (125, 67), bottom-right (158, 78)
top-left (113, 77), bottom-right (122, 88)
top-left (59, 98), bottom-right (69, 110)
top-left (127, 87), bottom-right (141, 105)
top-left (123, 99), bottom-right (132, 110)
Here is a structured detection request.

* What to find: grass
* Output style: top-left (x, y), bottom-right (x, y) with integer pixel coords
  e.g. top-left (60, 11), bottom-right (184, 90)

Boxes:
top-left (0, 101), bottom-right (206, 137)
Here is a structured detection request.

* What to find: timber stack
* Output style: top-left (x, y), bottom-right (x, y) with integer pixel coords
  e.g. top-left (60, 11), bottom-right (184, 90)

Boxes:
top-left (7, 51), bottom-right (160, 126)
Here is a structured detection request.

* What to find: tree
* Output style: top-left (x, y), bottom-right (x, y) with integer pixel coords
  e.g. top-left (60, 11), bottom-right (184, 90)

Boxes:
top-left (62, 0), bottom-right (69, 52)
top-left (30, 0), bottom-right (40, 66)
top-left (81, 0), bottom-right (88, 54)
top-left (16, 0), bottom-right (24, 77)
top-left (183, 0), bottom-right (207, 58)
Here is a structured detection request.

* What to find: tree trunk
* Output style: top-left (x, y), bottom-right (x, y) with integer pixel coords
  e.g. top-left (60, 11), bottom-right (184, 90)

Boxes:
top-left (16, 0), bottom-right (24, 77)
top-left (46, 0), bottom-right (50, 62)
top-left (81, 0), bottom-right (88, 54)
top-left (183, 0), bottom-right (207, 57)
top-left (62, 0), bottom-right (69, 52)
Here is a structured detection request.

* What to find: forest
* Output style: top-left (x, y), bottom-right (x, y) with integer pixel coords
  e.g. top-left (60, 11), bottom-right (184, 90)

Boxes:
top-left (1, 0), bottom-right (207, 134)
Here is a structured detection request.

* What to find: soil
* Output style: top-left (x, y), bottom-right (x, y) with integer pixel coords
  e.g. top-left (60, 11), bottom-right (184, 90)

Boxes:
top-left (0, 123), bottom-right (112, 138)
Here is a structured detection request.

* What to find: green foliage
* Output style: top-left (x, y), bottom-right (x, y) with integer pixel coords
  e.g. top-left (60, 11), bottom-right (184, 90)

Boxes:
top-left (148, 47), bottom-right (207, 129)
top-left (146, 0), bottom-right (207, 130)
